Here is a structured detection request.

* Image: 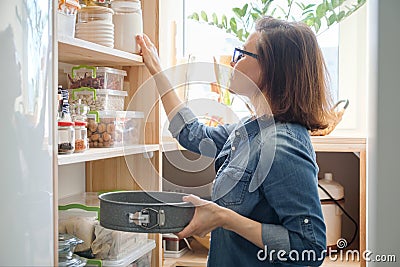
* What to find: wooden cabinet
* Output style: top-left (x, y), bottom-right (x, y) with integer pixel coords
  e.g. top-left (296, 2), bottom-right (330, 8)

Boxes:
top-left (55, 1), bottom-right (163, 266)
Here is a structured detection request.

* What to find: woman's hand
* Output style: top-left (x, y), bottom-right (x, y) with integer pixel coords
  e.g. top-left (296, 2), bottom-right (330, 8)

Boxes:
top-left (176, 195), bottom-right (228, 239)
top-left (136, 34), bottom-right (162, 75)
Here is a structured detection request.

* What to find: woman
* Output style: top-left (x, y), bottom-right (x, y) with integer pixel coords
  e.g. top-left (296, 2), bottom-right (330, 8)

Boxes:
top-left (136, 16), bottom-right (330, 266)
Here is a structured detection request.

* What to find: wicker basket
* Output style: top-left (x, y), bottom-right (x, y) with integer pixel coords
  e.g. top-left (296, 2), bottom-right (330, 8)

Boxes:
top-left (310, 99), bottom-right (349, 136)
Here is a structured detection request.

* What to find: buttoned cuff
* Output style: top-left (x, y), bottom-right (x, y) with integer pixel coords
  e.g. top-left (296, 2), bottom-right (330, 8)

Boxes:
top-left (262, 224), bottom-right (291, 261)
top-left (168, 107), bottom-right (197, 138)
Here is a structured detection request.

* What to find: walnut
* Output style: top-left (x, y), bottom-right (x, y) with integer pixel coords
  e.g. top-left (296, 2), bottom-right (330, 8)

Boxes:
top-left (102, 133), bottom-right (111, 142)
top-left (98, 123), bottom-right (107, 133)
top-left (91, 134), bottom-right (99, 141)
top-left (88, 120), bottom-right (98, 133)
top-left (107, 123), bottom-right (115, 134)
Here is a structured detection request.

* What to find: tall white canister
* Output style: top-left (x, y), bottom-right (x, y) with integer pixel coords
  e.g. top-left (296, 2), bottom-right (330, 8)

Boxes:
top-left (318, 173), bottom-right (345, 249)
top-left (111, 0), bottom-right (143, 53)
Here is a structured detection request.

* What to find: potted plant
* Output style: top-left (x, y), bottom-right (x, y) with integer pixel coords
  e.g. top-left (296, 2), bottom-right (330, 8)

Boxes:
top-left (188, 0), bottom-right (366, 41)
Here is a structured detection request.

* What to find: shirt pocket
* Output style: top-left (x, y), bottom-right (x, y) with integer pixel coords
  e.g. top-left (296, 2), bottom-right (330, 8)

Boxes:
top-left (212, 166), bottom-right (252, 207)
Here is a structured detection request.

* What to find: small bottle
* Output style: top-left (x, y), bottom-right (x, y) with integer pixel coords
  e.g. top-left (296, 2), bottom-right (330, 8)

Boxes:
top-left (58, 121), bottom-right (75, 154)
top-left (74, 121), bottom-right (88, 153)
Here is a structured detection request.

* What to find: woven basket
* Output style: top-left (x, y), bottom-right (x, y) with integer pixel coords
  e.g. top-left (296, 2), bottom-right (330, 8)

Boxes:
top-left (310, 99), bottom-right (349, 136)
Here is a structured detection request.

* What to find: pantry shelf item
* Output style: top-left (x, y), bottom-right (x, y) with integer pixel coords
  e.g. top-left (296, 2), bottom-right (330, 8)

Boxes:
top-left (99, 191), bottom-right (195, 233)
top-left (76, 6), bottom-right (114, 47)
top-left (111, 0), bottom-right (143, 53)
top-left (58, 121), bottom-right (76, 154)
top-left (58, 233), bottom-right (87, 267)
top-left (87, 110), bottom-right (118, 148)
top-left (115, 111), bottom-right (144, 146)
top-left (69, 87), bottom-right (127, 111)
top-left (66, 65), bottom-right (127, 91)
top-left (74, 121), bottom-right (88, 152)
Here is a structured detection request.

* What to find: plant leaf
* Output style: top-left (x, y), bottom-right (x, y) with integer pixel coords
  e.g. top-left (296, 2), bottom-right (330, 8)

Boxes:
top-left (188, 12), bottom-right (199, 21)
top-left (222, 15), bottom-right (228, 28)
top-left (242, 3), bottom-right (249, 16)
top-left (212, 13), bottom-right (218, 25)
top-left (201, 11), bottom-right (208, 22)
top-left (328, 14), bottom-right (337, 26)
top-left (230, 17), bottom-right (237, 33)
top-left (233, 7), bottom-right (243, 18)
top-left (316, 3), bottom-right (327, 18)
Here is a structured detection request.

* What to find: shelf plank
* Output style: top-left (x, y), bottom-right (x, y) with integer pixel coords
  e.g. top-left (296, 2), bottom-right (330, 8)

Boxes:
top-left (58, 144), bottom-right (159, 165)
top-left (58, 35), bottom-right (143, 66)
top-left (311, 136), bottom-right (366, 152)
top-left (161, 136), bottom-right (367, 153)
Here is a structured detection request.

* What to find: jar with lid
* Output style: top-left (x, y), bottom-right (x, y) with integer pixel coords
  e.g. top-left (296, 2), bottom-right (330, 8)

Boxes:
top-left (77, 6), bottom-right (114, 24)
top-left (111, 0), bottom-right (143, 53)
top-left (74, 121), bottom-right (88, 153)
top-left (58, 121), bottom-right (75, 154)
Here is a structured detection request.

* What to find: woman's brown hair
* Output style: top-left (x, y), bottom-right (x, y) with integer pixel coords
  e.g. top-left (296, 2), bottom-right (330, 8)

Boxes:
top-left (255, 16), bottom-right (333, 131)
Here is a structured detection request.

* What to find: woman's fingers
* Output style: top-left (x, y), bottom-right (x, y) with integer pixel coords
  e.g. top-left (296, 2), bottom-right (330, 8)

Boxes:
top-left (143, 34), bottom-right (153, 47)
top-left (136, 35), bottom-right (148, 51)
top-left (183, 194), bottom-right (208, 207)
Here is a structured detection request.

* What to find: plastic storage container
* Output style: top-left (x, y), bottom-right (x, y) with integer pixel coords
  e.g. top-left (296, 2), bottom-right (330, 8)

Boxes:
top-left (112, 0), bottom-right (143, 53)
top-left (87, 111), bottom-right (117, 148)
top-left (68, 87), bottom-right (127, 111)
top-left (115, 111), bottom-right (144, 146)
top-left (57, 12), bottom-right (77, 37)
top-left (318, 173), bottom-right (344, 248)
top-left (58, 121), bottom-right (75, 154)
top-left (87, 239), bottom-right (155, 267)
top-left (66, 65), bottom-right (127, 91)
top-left (58, 193), bottom-right (150, 265)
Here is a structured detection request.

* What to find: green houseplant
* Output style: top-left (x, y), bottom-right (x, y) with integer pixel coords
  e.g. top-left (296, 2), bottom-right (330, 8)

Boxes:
top-left (189, 0), bottom-right (366, 41)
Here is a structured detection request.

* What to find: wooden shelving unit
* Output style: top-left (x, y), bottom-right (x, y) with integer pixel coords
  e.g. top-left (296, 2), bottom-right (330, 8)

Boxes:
top-left (55, 1), bottom-right (163, 266)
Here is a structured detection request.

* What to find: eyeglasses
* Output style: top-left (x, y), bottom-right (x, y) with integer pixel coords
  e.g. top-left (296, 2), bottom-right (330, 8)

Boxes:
top-left (232, 47), bottom-right (258, 63)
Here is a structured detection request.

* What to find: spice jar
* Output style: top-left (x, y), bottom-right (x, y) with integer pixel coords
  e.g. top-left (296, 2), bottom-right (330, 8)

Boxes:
top-left (74, 121), bottom-right (88, 153)
top-left (58, 121), bottom-right (75, 154)
top-left (111, 0), bottom-right (143, 53)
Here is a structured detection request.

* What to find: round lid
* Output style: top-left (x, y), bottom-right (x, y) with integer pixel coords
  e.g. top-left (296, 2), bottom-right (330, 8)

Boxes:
top-left (318, 173), bottom-right (344, 200)
top-left (58, 121), bottom-right (74, 127)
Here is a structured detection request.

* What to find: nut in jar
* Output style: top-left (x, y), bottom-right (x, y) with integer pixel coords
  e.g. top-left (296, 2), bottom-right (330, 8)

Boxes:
top-left (87, 111), bottom-right (117, 148)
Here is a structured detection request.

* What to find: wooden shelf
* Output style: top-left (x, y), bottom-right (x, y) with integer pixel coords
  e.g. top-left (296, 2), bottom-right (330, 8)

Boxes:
top-left (161, 135), bottom-right (367, 153)
top-left (58, 144), bottom-right (159, 165)
top-left (58, 35), bottom-right (143, 66)
top-left (311, 135), bottom-right (366, 152)
top-left (161, 141), bottom-right (185, 152)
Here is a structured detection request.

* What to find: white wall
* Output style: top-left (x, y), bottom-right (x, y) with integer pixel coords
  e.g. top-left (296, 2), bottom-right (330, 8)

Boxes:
top-left (367, 0), bottom-right (400, 265)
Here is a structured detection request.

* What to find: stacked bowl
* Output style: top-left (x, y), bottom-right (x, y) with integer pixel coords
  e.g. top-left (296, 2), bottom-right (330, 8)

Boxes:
top-left (75, 6), bottom-right (114, 48)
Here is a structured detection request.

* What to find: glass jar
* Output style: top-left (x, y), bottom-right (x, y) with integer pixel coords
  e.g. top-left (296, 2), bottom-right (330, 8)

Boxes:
top-left (58, 121), bottom-right (75, 154)
top-left (77, 6), bottom-right (114, 24)
top-left (74, 121), bottom-right (88, 153)
top-left (111, 0), bottom-right (143, 53)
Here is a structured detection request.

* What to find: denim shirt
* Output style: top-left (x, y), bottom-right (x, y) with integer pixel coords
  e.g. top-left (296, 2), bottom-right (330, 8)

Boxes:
top-left (168, 107), bottom-right (326, 267)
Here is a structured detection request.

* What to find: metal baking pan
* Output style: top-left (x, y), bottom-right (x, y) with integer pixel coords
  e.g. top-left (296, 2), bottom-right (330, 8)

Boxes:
top-left (98, 191), bottom-right (195, 233)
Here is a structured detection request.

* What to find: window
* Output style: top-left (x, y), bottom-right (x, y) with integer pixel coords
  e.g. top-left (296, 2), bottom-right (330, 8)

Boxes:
top-left (159, 0), bottom-right (367, 133)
